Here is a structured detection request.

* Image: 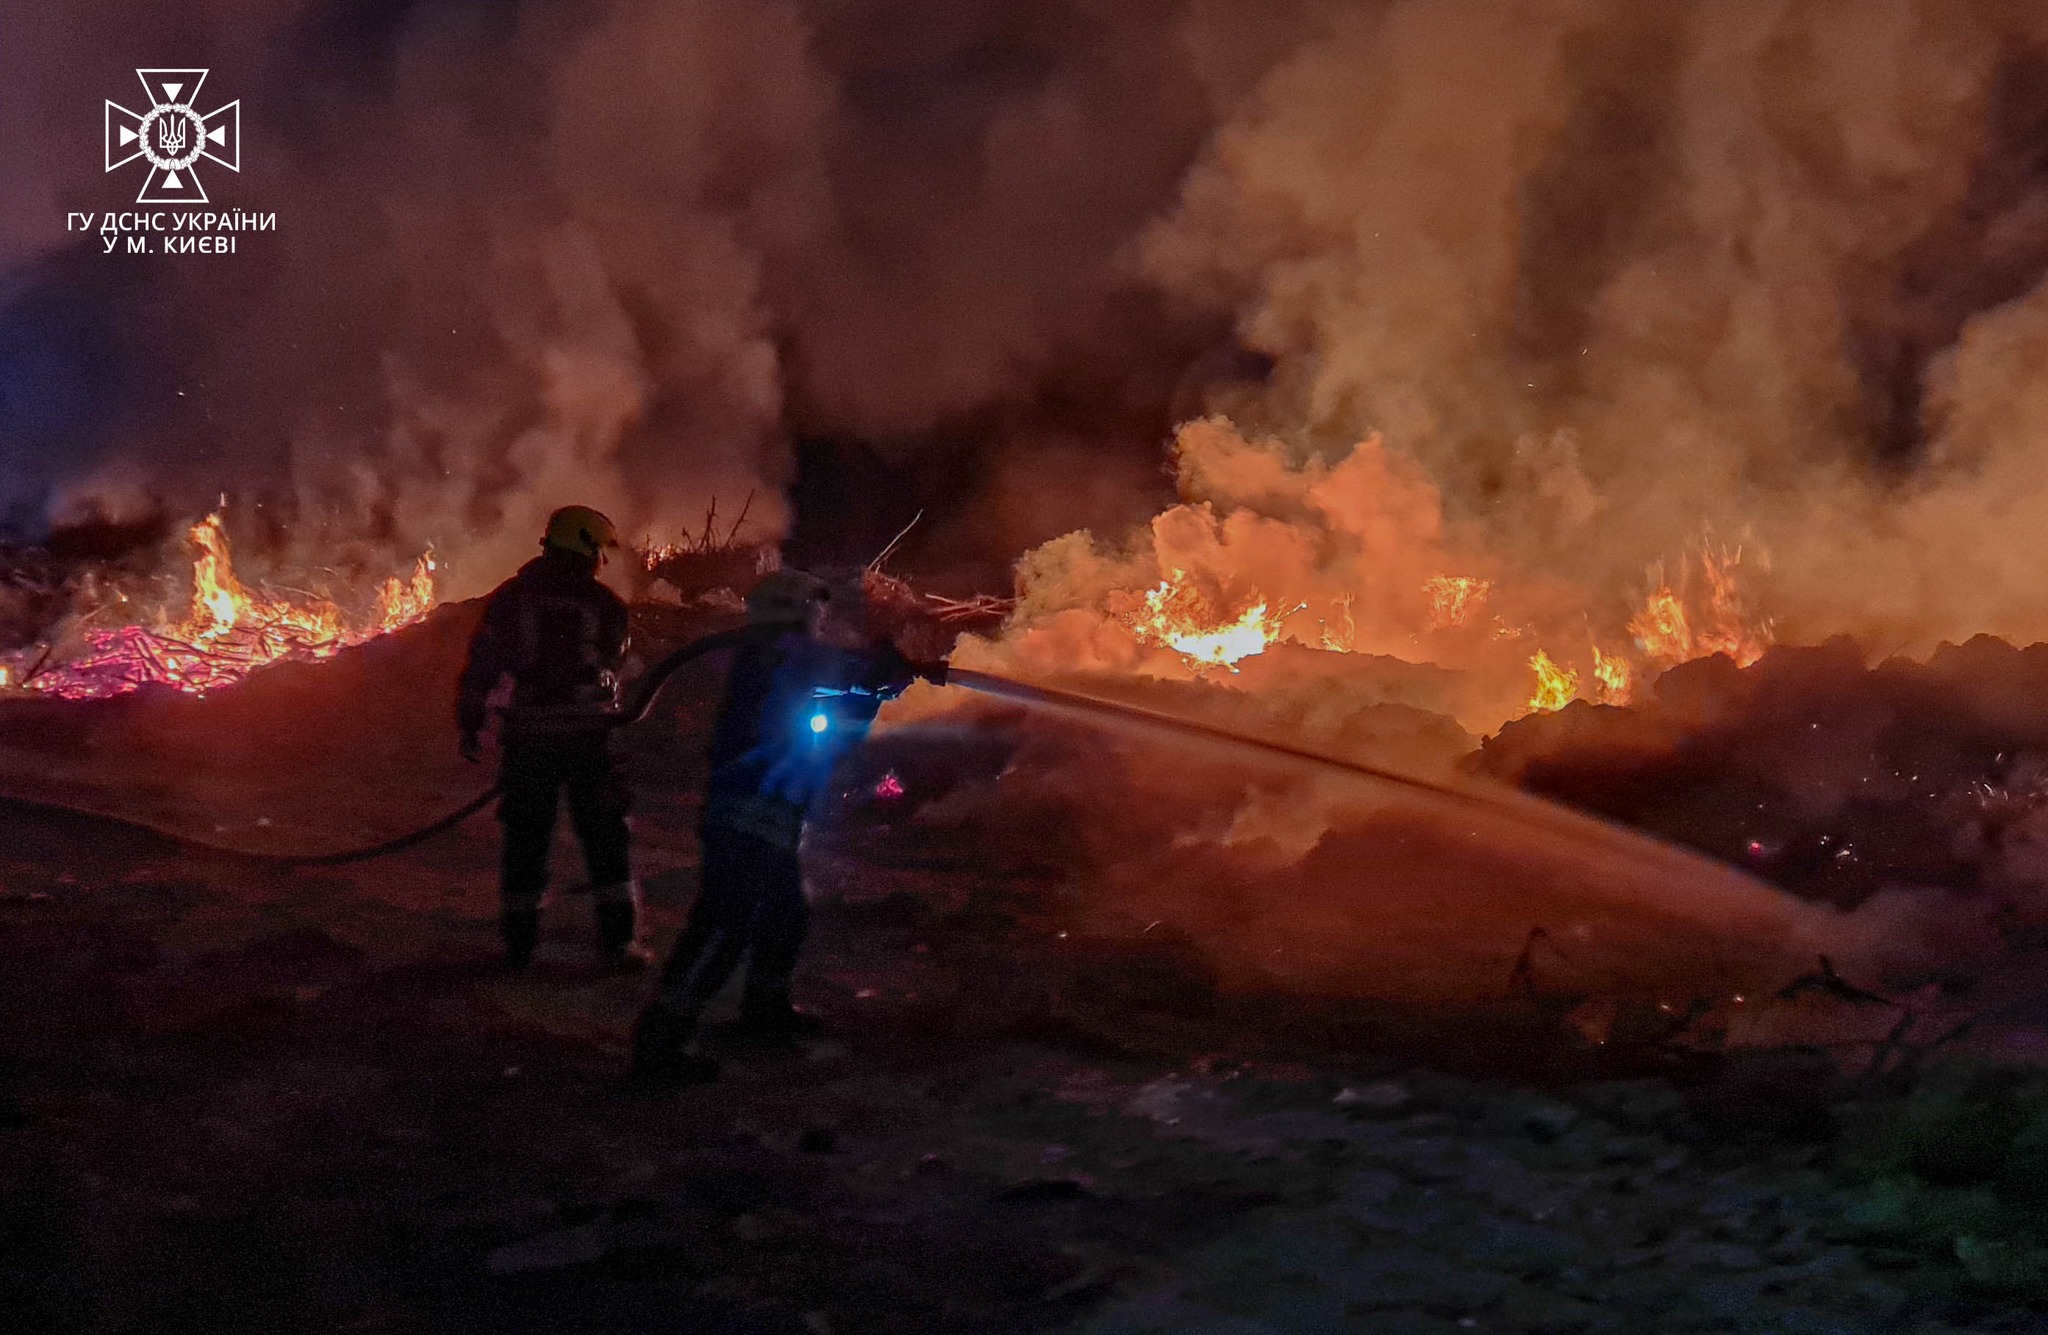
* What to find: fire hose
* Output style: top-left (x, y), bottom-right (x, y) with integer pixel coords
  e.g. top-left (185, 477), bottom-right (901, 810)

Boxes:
top-left (11, 630), bottom-right (1728, 885)
top-left (4, 626), bottom-right (765, 867)
top-left (276, 653), bottom-right (1557, 867)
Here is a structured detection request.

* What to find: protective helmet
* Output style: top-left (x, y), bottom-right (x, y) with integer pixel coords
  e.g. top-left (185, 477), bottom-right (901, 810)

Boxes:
top-left (818, 578), bottom-right (869, 633)
top-left (746, 568), bottom-right (831, 625)
top-left (542, 505), bottom-right (620, 559)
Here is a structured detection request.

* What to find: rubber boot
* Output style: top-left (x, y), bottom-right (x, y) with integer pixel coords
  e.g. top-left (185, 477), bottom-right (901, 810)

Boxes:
top-left (594, 902), bottom-right (653, 973)
top-left (502, 909), bottom-right (540, 970)
top-left (626, 1004), bottom-right (718, 1090)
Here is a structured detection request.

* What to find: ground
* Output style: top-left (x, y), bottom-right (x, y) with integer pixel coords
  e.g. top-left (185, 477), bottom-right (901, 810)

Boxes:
top-left (2, 608), bottom-right (2046, 1333)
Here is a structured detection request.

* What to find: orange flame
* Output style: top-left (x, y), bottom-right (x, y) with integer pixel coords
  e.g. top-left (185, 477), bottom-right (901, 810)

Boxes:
top-left (1591, 645), bottom-right (1632, 704)
top-left (1424, 574), bottom-right (1492, 630)
top-left (16, 512), bottom-right (436, 700)
top-left (1121, 571), bottom-right (1287, 668)
top-left (1628, 585), bottom-right (1692, 662)
top-left (1628, 547), bottom-right (1770, 670)
top-left (1317, 592), bottom-right (1358, 652)
top-left (1528, 649), bottom-right (1578, 712)
top-left (375, 550), bottom-right (438, 632)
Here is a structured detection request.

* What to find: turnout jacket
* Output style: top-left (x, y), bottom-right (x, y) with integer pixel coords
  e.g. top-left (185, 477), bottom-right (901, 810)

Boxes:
top-left (701, 630), bottom-right (919, 850)
top-left (457, 550), bottom-right (630, 738)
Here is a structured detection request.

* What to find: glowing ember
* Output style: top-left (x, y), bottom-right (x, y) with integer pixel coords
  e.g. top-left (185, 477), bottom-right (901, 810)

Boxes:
top-left (1121, 571), bottom-right (1288, 668)
top-left (874, 771), bottom-right (905, 800)
top-left (9, 512), bottom-right (436, 700)
top-left (1528, 649), bottom-right (1579, 712)
top-left (1424, 574), bottom-right (1492, 630)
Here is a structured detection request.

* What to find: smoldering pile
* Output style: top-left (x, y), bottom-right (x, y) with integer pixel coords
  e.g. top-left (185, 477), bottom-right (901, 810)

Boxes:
top-left (0, 516), bottom-right (187, 661)
top-left (842, 630), bottom-right (2048, 1025)
top-left (1478, 636), bottom-right (2048, 914)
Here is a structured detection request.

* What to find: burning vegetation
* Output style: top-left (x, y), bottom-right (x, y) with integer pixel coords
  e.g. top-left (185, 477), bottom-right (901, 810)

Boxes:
top-left (952, 418), bottom-right (1775, 734)
top-left (1, 512), bottom-right (436, 700)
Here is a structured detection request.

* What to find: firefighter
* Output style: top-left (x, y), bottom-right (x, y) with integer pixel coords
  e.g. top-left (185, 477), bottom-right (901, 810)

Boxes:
top-left (457, 505), bottom-right (651, 971)
top-left (628, 569), bottom-right (945, 1084)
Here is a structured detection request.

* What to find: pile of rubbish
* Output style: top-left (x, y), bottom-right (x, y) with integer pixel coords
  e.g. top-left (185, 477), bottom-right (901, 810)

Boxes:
top-left (1476, 637), bottom-right (2048, 908)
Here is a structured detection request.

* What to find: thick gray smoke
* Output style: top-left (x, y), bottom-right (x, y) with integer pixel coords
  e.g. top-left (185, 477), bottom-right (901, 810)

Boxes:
top-left (1144, 0), bottom-right (2048, 649)
top-left (8, 0), bottom-right (2048, 635)
top-left (0, 0), bottom-right (1282, 591)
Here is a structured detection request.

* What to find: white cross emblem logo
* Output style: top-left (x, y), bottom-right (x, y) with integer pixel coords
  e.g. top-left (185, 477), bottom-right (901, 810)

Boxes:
top-left (105, 69), bottom-right (240, 205)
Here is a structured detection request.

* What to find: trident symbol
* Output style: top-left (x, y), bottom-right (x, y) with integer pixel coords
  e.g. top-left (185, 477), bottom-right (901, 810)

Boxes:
top-left (158, 116), bottom-right (187, 156)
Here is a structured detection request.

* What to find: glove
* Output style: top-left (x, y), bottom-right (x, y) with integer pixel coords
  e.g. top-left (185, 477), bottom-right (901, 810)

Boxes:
top-left (913, 660), bottom-right (949, 687)
top-left (459, 731), bottom-right (484, 764)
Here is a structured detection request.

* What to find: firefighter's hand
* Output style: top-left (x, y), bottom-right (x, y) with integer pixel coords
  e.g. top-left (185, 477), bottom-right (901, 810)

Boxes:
top-left (459, 731), bottom-right (484, 764)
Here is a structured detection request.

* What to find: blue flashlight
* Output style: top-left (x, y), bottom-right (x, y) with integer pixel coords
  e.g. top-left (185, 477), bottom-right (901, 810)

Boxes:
top-left (809, 712), bottom-right (829, 735)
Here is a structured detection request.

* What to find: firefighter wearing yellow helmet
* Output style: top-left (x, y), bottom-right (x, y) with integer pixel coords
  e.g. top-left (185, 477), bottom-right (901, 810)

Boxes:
top-left (542, 504), bottom-right (620, 561)
top-left (457, 505), bottom-right (649, 971)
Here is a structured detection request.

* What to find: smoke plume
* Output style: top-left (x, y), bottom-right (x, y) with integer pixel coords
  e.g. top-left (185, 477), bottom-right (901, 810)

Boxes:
top-left (0, 0), bottom-right (1281, 591)
top-left (1142, 0), bottom-right (2048, 650)
top-left (10, 0), bottom-right (2048, 634)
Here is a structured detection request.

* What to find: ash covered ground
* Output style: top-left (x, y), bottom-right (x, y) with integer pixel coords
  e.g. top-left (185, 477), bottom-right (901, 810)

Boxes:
top-left (6, 602), bottom-right (2048, 1333)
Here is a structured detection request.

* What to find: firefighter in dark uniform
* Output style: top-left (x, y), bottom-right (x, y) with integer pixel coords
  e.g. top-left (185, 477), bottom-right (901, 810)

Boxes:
top-left (457, 505), bottom-right (650, 971)
top-left (628, 569), bottom-right (945, 1084)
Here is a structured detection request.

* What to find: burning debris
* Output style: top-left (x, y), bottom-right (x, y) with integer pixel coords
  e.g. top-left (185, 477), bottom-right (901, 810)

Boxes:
top-left (1116, 572), bottom-right (1291, 670)
top-left (1423, 574), bottom-right (1490, 631)
top-left (1477, 634), bottom-right (2048, 917)
top-left (0, 513), bottom-right (436, 700)
top-left (636, 493), bottom-right (778, 607)
top-left (1629, 546), bottom-right (1773, 672)
top-left (948, 419), bottom-right (1776, 731)
top-left (1527, 649), bottom-right (1578, 713)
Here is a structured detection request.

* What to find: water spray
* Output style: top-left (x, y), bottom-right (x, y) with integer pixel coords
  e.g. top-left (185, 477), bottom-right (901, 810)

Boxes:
top-left (939, 667), bottom-right (1757, 886)
top-left (12, 631), bottom-right (1761, 899)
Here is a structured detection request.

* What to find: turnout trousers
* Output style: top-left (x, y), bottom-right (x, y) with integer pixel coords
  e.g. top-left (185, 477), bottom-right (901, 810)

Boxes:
top-left (497, 729), bottom-right (639, 956)
top-left (652, 823), bottom-right (808, 1020)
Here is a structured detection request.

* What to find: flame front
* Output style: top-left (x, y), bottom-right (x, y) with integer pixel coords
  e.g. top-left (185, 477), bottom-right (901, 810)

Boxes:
top-left (981, 425), bottom-right (1792, 733)
top-left (189, 514), bottom-right (245, 638)
top-left (7, 512), bottom-right (436, 700)
top-left (1630, 546), bottom-right (1770, 670)
top-left (1591, 645), bottom-right (1632, 704)
top-left (1122, 572), bottom-right (1287, 668)
top-left (375, 551), bottom-right (438, 632)
top-left (1424, 575), bottom-right (1491, 630)
top-left (1118, 552), bottom-right (1763, 714)
top-left (1527, 649), bottom-right (1578, 712)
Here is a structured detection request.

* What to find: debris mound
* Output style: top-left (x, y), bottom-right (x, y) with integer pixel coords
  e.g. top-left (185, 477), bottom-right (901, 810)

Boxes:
top-left (1475, 636), bottom-right (2048, 907)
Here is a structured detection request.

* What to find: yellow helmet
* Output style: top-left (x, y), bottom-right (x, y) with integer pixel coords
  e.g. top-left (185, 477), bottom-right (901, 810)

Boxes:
top-left (542, 505), bottom-right (620, 559)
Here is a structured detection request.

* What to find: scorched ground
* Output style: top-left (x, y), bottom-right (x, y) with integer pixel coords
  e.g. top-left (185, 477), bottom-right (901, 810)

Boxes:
top-left (4, 589), bottom-right (2048, 1333)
